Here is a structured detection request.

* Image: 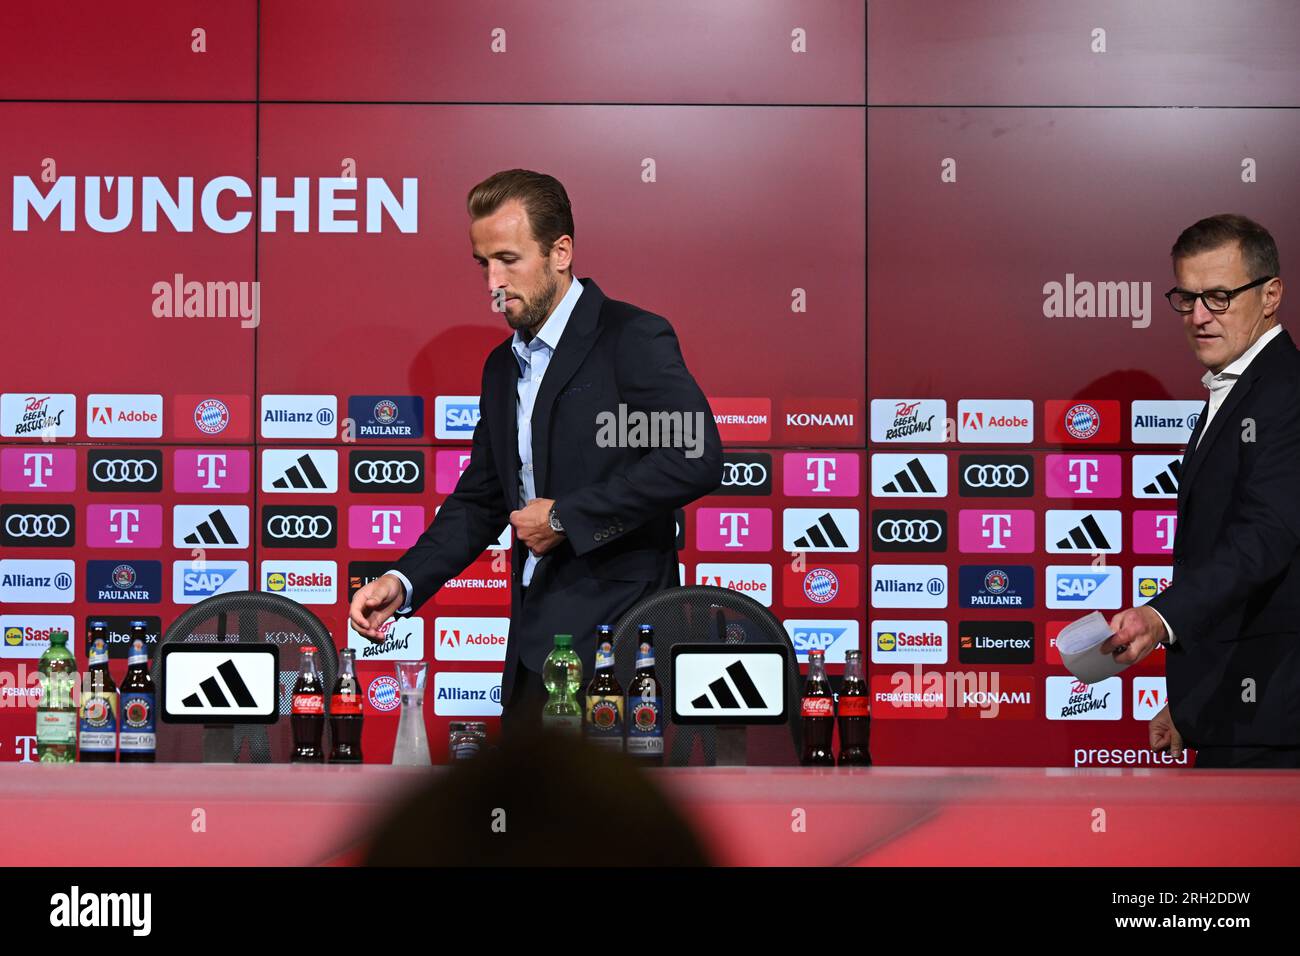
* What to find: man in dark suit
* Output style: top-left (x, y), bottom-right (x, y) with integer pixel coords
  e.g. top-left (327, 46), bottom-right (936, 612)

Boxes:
top-left (1105, 214), bottom-right (1296, 768)
top-left (348, 169), bottom-right (721, 735)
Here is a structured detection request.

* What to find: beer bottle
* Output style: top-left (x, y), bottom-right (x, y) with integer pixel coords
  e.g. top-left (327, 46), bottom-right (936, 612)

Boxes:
top-left (78, 620), bottom-right (118, 762)
top-left (118, 622), bottom-right (156, 763)
top-left (625, 625), bottom-right (664, 765)
top-left (584, 625), bottom-right (625, 751)
top-left (800, 649), bottom-right (835, 766)
top-left (837, 650), bottom-right (871, 766)
top-left (328, 648), bottom-right (363, 763)
top-left (291, 647), bottom-right (325, 762)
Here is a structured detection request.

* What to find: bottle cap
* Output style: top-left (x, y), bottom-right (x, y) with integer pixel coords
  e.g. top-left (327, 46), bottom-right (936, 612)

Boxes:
top-left (554, 634), bottom-right (573, 647)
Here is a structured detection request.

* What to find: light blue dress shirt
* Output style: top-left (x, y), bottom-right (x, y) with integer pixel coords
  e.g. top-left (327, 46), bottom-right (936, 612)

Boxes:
top-left (386, 275), bottom-right (584, 612)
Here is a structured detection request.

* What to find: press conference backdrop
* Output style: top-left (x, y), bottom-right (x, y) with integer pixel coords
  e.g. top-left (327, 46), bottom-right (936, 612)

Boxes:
top-left (0, 1), bottom-right (1294, 767)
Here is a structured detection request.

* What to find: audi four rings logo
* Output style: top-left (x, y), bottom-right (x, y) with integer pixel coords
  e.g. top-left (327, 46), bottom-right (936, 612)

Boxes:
top-left (722, 462), bottom-right (767, 486)
top-left (261, 507), bottom-right (338, 549)
top-left (957, 455), bottom-right (1034, 498)
top-left (871, 510), bottom-right (948, 552)
top-left (876, 520), bottom-right (943, 542)
top-left (711, 453), bottom-right (772, 497)
top-left (92, 459), bottom-right (158, 483)
top-left (266, 515), bottom-right (333, 538)
top-left (353, 460), bottom-right (420, 484)
top-left (963, 464), bottom-right (1029, 488)
top-left (5, 514), bottom-right (72, 537)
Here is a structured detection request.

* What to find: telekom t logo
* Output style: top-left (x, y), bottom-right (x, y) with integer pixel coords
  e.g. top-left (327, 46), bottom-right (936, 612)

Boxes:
top-left (108, 508), bottom-right (141, 544)
top-left (371, 509), bottom-right (402, 545)
top-left (23, 452), bottom-right (53, 488)
top-left (719, 512), bottom-right (750, 547)
top-left (1154, 514), bottom-right (1176, 550)
top-left (804, 457), bottom-right (838, 493)
top-left (14, 736), bottom-right (37, 762)
top-left (982, 513), bottom-right (1013, 549)
top-left (457, 453), bottom-right (470, 478)
top-left (195, 453), bottom-right (228, 490)
top-left (1068, 458), bottom-right (1100, 494)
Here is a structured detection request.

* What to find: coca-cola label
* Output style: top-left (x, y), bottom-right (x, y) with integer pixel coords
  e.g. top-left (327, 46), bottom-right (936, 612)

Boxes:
top-left (293, 693), bottom-right (324, 715)
top-left (331, 692), bottom-right (362, 715)
top-left (838, 696), bottom-right (871, 717)
top-left (801, 696), bottom-right (834, 718)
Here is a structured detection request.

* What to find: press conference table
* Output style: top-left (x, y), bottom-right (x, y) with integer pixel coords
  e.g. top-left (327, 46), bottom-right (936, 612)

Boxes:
top-left (3, 763), bottom-right (1298, 866)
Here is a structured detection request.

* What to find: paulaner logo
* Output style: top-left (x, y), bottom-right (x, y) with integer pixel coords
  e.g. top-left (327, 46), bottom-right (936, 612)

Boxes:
top-left (49, 885), bottom-right (151, 936)
top-left (12, 175), bottom-right (418, 233)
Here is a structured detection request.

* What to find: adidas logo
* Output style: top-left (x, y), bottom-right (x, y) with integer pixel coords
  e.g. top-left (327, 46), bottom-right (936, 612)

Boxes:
top-left (182, 658), bottom-right (259, 709)
top-left (1142, 459), bottom-right (1181, 496)
top-left (1053, 513), bottom-right (1114, 551)
top-left (882, 457), bottom-right (938, 495)
top-left (793, 512), bottom-right (850, 550)
top-left (271, 453), bottom-right (331, 490)
top-left (688, 659), bottom-right (769, 710)
top-left (183, 509), bottom-right (242, 546)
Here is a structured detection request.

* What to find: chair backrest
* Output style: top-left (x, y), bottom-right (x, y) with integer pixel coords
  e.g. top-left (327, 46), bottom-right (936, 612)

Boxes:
top-left (150, 590), bottom-right (337, 763)
top-left (610, 585), bottom-right (803, 766)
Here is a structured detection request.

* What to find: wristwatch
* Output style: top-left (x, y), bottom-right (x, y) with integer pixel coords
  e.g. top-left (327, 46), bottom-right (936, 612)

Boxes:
top-left (548, 504), bottom-right (564, 534)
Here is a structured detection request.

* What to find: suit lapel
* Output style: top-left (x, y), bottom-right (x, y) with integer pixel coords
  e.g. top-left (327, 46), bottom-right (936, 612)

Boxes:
top-left (1175, 327), bottom-right (1296, 503)
top-left (1175, 398), bottom-right (1209, 510)
top-left (530, 278), bottom-right (604, 497)
top-left (1179, 376), bottom-right (1255, 504)
top-left (489, 346), bottom-right (521, 510)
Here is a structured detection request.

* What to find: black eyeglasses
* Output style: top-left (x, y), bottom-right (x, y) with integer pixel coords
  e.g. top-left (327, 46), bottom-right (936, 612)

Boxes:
top-left (1165, 276), bottom-right (1274, 314)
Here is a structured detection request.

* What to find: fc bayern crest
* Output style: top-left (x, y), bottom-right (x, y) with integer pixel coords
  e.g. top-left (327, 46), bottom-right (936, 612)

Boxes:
top-left (983, 569), bottom-right (1009, 594)
top-left (803, 567), bottom-right (840, 604)
top-left (112, 564), bottom-right (138, 589)
top-left (194, 398), bottom-right (231, 435)
top-left (373, 400), bottom-right (399, 424)
top-left (1064, 403), bottom-right (1100, 440)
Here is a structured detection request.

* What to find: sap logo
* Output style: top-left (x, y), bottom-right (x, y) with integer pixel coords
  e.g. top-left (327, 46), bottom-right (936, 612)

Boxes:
top-left (183, 569), bottom-right (237, 596)
top-left (435, 396), bottom-right (481, 439)
top-left (1047, 565), bottom-right (1120, 609)
top-left (173, 561), bottom-right (247, 603)
top-left (1057, 575), bottom-right (1103, 598)
top-left (790, 626), bottom-right (846, 651)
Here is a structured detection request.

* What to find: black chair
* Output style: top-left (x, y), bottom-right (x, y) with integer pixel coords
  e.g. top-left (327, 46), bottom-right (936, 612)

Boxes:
top-left (609, 585), bottom-right (803, 766)
top-left (151, 590), bottom-right (336, 763)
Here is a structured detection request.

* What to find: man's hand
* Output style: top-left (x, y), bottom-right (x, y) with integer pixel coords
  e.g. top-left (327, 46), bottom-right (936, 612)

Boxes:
top-left (1149, 703), bottom-right (1184, 758)
top-left (1101, 605), bottom-right (1165, 665)
top-left (511, 497), bottom-right (564, 557)
top-left (348, 573), bottom-right (405, 641)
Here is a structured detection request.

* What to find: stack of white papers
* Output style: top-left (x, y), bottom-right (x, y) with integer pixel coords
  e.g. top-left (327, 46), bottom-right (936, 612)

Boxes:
top-left (1055, 611), bottom-right (1130, 684)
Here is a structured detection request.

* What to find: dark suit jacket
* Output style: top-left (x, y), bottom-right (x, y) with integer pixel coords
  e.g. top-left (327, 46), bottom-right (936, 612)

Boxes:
top-left (393, 277), bottom-right (722, 702)
top-left (1148, 326), bottom-right (1300, 747)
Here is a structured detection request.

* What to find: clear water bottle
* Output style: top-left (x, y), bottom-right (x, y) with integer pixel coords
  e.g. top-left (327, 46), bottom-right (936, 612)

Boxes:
top-left (36, 630), bottom-right (77, 763)
top-left (391, 661), bottom-right (430, 765)
top-left (542, 634), bottom-right (583, 734)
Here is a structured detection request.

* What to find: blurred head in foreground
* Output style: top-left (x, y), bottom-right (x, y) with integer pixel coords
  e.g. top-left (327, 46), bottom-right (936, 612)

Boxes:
top-left (363, 729), bottom-right (711, 866)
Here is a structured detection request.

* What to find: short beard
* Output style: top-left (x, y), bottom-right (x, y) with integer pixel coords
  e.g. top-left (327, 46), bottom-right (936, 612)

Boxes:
top-left (506, 270), bottom-right (561, 337)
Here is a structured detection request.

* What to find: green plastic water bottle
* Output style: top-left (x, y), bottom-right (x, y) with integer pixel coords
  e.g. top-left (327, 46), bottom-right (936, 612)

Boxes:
top-left (36, 630), bottom-right (78, 763)
top-left (541, 634), bottom-right (583, 734)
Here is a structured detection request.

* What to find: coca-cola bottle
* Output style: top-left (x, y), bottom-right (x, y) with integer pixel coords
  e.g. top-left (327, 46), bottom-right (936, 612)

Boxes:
top-left (837, 649), bottom-right (871, 766)
top-left (329, 648), bottom-right (363, 764)
top-left (800, 649), bottom-right (835, 766)
top-left (291, 647), bottom-right (325, 762)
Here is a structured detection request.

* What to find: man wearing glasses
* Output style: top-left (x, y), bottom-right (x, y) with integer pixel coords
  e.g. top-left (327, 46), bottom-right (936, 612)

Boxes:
top-left (1103, 213), bottom-right (1297, 767)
